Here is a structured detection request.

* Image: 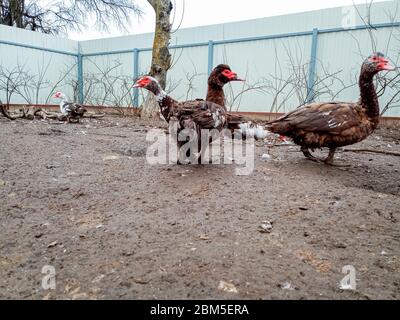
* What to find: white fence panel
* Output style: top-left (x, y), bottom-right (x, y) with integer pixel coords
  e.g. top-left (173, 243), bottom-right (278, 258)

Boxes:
top-left (0, 1), bottom-right (399, 116)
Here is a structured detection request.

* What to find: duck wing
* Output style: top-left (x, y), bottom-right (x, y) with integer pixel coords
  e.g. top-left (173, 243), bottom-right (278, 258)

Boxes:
top-left (269, 102), bottom-right (362, 135)
top-left (174, 100), bottom-right (226, 130)
top-left (67, 103), bottom-right (87, 117)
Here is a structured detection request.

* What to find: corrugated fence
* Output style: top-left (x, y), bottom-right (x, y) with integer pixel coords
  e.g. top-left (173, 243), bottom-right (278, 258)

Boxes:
top-left (0, 2), bottom-right (399, 116)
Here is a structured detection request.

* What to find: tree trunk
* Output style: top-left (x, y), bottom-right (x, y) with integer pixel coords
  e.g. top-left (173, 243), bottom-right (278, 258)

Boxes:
top-left (140, 0), bottom-right (172, 119)
top-left (9, 0), bottom-right (25, 28)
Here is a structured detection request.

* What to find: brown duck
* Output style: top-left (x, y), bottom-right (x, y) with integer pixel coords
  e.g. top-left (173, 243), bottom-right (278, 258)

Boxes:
top-left (205, 64), bottom-right (268, 139)
top-left (205, 64), bottom-right (244, 106)
top-left (133, 76), bottom-right (227, 131)
top-left (134, 76), bottom-right (228, 163)
top-left (267, 52), bottom-right (395, 165)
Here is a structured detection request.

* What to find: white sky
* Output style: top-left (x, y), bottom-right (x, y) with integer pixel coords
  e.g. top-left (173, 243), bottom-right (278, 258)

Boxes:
top-left (68, 0), bottom-right (389, 41)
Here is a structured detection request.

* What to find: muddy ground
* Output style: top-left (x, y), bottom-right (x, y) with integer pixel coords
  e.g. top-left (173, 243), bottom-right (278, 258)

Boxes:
top-left (0, 115), bottom-right (399, 300)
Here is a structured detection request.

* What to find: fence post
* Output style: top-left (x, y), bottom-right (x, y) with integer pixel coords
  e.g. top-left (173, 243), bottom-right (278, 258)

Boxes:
top-left (133, 48), bottom-right (139, 107)
top-left (208, 40), bottom-right (214, 75)
top-left (306, 28), bottom-right (319, 103)
top-left (77, 44), bottom-right (84, 104)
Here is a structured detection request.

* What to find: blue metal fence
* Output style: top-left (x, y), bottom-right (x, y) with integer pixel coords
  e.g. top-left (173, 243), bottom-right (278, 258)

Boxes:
top-left (306, 28), bottom-right (319, 104)
top-left (1, 21), bottom-right (399, 106)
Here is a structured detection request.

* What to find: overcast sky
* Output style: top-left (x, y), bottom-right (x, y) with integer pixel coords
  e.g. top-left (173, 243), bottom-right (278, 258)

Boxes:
top-left (68, 0), bottom-right (389, 41)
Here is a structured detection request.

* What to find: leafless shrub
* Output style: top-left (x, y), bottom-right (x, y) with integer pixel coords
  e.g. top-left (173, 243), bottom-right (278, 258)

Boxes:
top-left (82, 58), bottom-right (134, 107)
top-left (1, 0), bottom-right (143, 35)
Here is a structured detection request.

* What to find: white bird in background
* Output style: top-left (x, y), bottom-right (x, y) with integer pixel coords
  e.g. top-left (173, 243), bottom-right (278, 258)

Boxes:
top-left (53, 91), bottom-right (87, 123)
top-left (238, 122), bottom-right (270, 140)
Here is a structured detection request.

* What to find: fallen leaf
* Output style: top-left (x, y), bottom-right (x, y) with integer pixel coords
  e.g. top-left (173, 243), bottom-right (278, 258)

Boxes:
top-left (47, 241), bottom-right (58, 248)
top-left (70, 287), bottom-right (81, 295)
top-left (281, 281), bottom-right (295, 290)
top-left (42, 293), bottom-right (52, 300)
top-left (261, 154), bottom-right (271, 161)
top-left (258, 221), bottom-right (273, 233)
top-left (73, 191), bottom-right (85, 199)
top-left (218, 281), bottom-right (238, 293)
top-left (199, 234), bottom-right (210, 240)
top-left (133, 278), bottom-right (150, 284)
top-left (71, 290), bottom-right (88, 300)
top-left (297, 250), bottom-right (331, 273)
top-left (103, 155), bottom-right (119, 161)
top-left (92, 274), bottom-right (105, 283)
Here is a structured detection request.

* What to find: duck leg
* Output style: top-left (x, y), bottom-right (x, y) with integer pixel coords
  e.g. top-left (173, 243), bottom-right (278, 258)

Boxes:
top-left (324, 147), bottom-right (336, 165)
top-left (301, 146), bottom-right (321, 162)
top-left (324, 147), bottom-right (350, 167)
top-left (196, 128), bottom-right (210, 164)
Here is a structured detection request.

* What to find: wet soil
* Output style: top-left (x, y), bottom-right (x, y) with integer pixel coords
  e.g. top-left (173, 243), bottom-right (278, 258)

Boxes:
top-left (0, 116), bottom-right (399, 299)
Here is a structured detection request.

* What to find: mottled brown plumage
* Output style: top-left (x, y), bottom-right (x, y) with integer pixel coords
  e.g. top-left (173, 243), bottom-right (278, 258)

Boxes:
top-left (62, 102), bottom-right (87, 121)
top-left (134, 76), bottom-right (227, 163)
top-left (267, 53), bottom-right (395, 164)
top-left (204, 65), bottom-right (269, 139)
top-left (134, 76), bottom-right (227, 131)
top-left (206, 64), bottom-right (238, 106)
top-left (205, 64), bottom-right (248, 130)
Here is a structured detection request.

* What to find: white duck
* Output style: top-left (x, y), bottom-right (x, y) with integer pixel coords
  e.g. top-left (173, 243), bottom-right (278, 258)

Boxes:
top-left (53, 92), bottom-right (87, 122)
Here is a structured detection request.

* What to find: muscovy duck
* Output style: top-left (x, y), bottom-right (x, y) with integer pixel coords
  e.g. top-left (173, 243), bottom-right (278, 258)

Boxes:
top-left (134, 76), bottom-right (227, 130)
top-left (206, 64), bottom-right (269, 140)
top-left (133, 76), bottom-right (227, 163)
top-left (53, 92), bottom-right (87, 123)
top-left (266, 52), bottom-right (395, 165)
top-left (205, 64), bottom-right (244, 106)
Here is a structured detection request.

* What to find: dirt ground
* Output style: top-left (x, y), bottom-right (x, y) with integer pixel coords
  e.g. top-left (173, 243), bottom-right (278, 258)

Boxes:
top-left (0, 115), bottom-right (399, 300)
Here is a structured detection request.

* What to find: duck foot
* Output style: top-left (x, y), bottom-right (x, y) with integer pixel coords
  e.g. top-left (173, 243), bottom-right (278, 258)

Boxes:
top-left (301, 146), bottom-right (323, 162)
top-left (324, 148), bottom-right (351, 167)
top-left (306, 156), bottom-right (323, 163)
top-left (324, 160), bottom-right (351, 167)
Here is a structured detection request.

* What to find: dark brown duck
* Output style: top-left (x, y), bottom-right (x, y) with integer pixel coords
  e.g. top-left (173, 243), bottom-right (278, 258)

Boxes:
top-left (267, 52), bottom-right (395, 165)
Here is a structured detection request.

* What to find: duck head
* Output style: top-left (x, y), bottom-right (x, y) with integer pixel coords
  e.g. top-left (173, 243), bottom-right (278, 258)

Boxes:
top-left (208, 64), bottom-right (245, 87)
top-left (133, 76), bottom-right (164, 96)
top-left (362, 52), bottom-right (395, 75)
top-left (53, 91), bottom-right (67, 100)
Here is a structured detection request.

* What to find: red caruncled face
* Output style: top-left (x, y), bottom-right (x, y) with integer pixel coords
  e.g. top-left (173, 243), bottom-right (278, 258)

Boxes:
top-left (133, 76), bottom-right (153, 88)
top-left (368, 54), bottom-right (395, 71)
top-left (221, 69), bottom-right (243, 81)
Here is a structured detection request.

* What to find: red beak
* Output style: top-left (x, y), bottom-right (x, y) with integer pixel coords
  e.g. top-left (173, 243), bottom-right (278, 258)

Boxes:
top-left (377, 57), bottom-right (395, 71)
top-left (228, 71), bottom-right (245, 81)
top-left (379, 61), bottom-right (395, 71)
